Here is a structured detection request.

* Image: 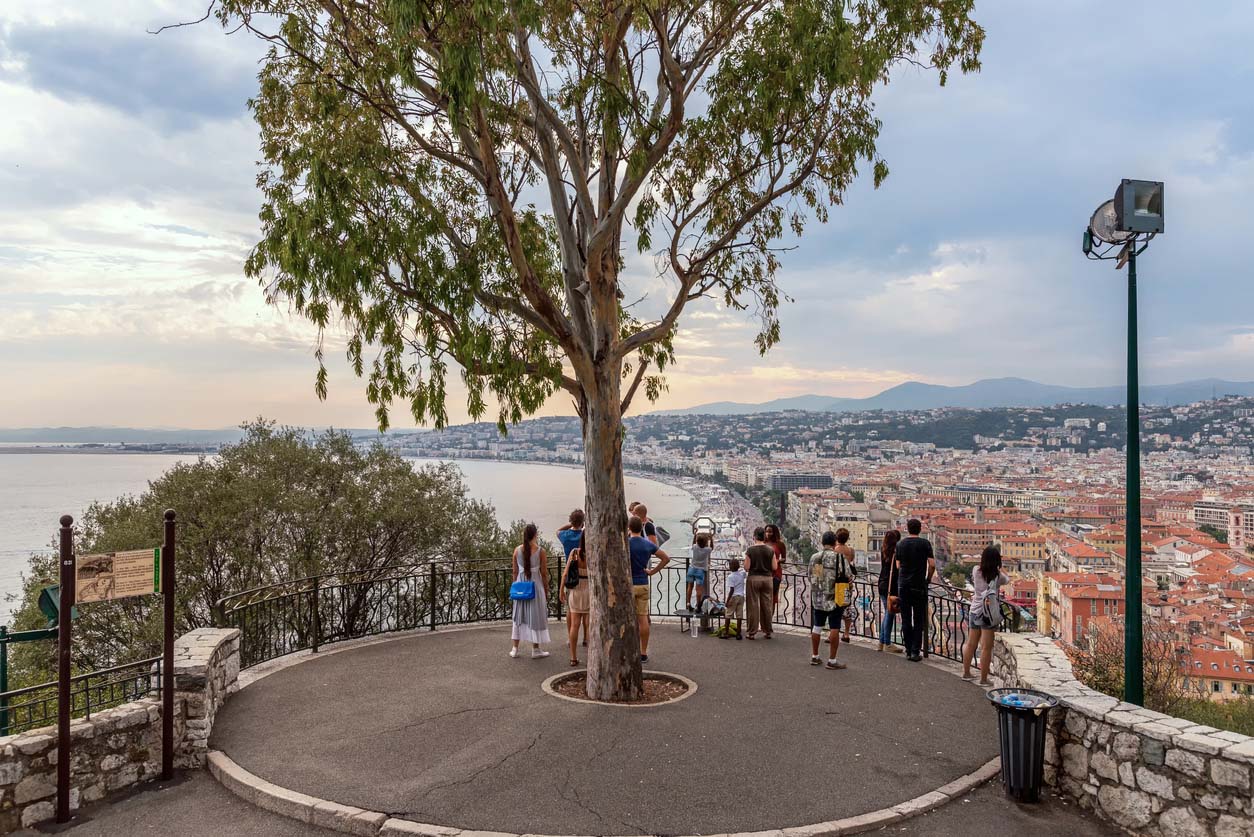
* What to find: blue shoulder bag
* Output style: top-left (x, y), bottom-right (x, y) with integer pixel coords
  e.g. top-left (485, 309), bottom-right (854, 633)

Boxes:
top-left (509, 546), bottom-right (537, 601)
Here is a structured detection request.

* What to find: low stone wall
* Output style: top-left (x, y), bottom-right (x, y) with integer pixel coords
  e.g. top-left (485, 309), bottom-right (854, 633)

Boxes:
top-left (0, 627), bottom-right (239, 832)
top-left (992, 633), bottom-right (1254, 837)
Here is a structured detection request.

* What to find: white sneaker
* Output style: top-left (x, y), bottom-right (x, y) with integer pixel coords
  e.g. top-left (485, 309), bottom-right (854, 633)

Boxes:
top-left (509, 648), bottom-right (520, 658)
top-left (531, 650), bottom-right (550, 659)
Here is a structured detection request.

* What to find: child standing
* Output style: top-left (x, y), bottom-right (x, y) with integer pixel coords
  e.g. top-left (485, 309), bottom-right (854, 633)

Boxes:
top-left (724, 559), bottom-right (747, 640)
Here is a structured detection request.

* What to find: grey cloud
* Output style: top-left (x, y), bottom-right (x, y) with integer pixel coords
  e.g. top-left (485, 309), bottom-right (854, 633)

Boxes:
top-left (1, 23), bottom-right (256, 129)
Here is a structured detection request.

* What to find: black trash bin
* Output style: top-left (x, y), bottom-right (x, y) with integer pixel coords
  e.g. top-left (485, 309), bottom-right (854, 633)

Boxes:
top-left (987, 687), bottom-right (1059, 803)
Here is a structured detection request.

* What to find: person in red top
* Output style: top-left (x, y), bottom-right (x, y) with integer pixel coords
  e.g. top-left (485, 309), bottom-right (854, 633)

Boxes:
top-left (764, 524), bottom-right (787, 607)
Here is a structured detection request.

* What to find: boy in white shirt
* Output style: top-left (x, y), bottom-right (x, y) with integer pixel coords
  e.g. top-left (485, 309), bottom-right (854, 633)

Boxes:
top-left (724, 559), bottom-right (747, 640)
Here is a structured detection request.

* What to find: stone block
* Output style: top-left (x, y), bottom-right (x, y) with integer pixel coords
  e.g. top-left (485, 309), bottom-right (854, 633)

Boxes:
top-left (1177, 733), bottom-right (1227, 756)
top-left (82, 783), bottom-right (106, 803)
top-left (15, 773), bottom-right (56, 804)
top-left (1216, 813), bottom-right (1254, 837)
top-left (1091, 751), bottom-right (1118, 781)
top-left (106, 764), bottom-right (139, 791)
top-left (1113, 732), bottom-right (1140, 760)
top-left (0, 759), bottom-right (25, 786)
top-left (1142, 738), bottom-right (1165, 766)
top-left (1212, 759), bottom-right (1251, 791)
top-left (1061, 743), bottom-right (1088, 780)
top-left (20, 800), bottom-right (54, 828)
top-left (14, 733), bottom-right (54, 756)
top-left (1119, 761), bottom-right (1135, 787)
top-left (1157, 806), bottom-right (1207, 837)
top-left (1165, 748), bottom-right (1205, 778)
top-left (1096, 785), bottom-right (1153, 830)
top-left (379, 820), bottom-right (461, 837)
top-left (1135, 766), bottom-right (1174, 800)
top-left (100, 754), bottom-right (127, 772)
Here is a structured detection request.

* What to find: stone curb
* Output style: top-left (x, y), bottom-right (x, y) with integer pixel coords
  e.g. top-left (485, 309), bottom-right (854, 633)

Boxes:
top-left (540, 669), bottom-right (699, 707)
top-left (207, 748), bottom-right (1000, 837)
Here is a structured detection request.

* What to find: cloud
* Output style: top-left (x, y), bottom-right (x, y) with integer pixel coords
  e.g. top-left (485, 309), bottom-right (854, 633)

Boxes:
top-left (0, 21), bottom-right (257, 130)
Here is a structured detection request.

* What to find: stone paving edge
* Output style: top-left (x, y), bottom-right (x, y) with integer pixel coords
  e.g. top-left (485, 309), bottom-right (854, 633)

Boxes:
top-left (207, 748), bottom-right (1000, 837)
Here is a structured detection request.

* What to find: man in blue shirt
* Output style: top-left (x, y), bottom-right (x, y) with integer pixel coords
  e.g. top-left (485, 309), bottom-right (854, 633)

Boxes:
top-left (629, 516), bottom-right (670, 663)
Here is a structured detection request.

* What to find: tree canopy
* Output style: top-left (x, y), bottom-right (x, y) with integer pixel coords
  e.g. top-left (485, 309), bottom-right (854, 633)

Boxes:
top-left (215, 0), bottom-right (983, 427)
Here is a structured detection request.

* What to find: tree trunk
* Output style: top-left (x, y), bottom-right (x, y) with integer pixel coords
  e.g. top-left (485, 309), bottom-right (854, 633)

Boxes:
top-left (581, 361), bottom-right (643, 701)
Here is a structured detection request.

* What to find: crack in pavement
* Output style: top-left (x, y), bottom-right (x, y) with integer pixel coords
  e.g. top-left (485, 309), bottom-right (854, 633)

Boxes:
top-left (406, 731), bottom-right (544, 803)
top-left (365, 704), bottom-right (511, 738)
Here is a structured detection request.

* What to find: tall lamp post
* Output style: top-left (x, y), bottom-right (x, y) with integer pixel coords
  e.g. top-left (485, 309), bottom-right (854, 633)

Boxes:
top-left (1082, 179), bottom-right (1164, 707)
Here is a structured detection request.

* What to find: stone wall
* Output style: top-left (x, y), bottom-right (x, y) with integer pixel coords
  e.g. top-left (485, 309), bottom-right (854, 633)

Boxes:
top-left (0, 627), bottom-right (239, 832)
top-left (992, 633), bottom-right (1254, 837)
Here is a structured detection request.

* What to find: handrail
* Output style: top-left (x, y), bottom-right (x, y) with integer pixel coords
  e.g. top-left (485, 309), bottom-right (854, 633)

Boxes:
top-left (215, 560), bottom-right (1006, 670)
top-left (0, 655), bottom-right (162, 701)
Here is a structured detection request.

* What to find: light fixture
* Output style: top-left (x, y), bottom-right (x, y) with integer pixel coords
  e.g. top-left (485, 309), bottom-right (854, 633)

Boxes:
top-left (1114, 179), bottom-right (1164, 234)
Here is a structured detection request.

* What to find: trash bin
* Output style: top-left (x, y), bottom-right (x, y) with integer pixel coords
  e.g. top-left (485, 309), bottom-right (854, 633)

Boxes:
top-left (987, 687), bottom-right (1059, 803)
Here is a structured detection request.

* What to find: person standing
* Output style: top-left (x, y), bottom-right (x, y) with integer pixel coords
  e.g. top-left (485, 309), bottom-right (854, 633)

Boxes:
top-left (764, 524), bottom-right (787, 609)
top-left (558, 529), bottom-right (590, 666)
top-left (724, 558), bottom-right (747, 640)
top-left (556, 509), bottom-right (587, 647)
top-left (510, 523), bottom-right (550, 659)
top-left (685, 533), bottom-right (712, 614)
top-left (895, 519), bottom-right (936, 662)
top-left (877, 529), bottom-right (903, 653)
top-left (962, 545), bottom-right (1010, 684)
top-left (744, 527), bottom-right (778, 640)
top-left (808, 530), bottom-right (857, 669)
top-left (629, 516), bottom-right (670, 663)
top-left (634, 502), bottom-right (659, 545)
top-left (556, 509), bottom-right (584, 558)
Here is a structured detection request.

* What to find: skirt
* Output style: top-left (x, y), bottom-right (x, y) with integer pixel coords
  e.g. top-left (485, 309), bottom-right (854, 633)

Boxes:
top-left (567, 577), bottom-right (590, 614)
top-left (512, 584), bottom-right (551, 644)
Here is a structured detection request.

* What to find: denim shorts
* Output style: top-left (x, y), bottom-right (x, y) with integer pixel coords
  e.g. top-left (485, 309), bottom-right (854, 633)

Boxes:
top-left (686, 566), bottom-right (707, 585)
top-left (812, 607), bottom-right (845, 631)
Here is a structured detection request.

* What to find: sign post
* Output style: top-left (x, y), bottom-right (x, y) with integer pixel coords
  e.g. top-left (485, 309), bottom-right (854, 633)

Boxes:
top-left (56, 515), bottom-right (74, 824)
top-left (161, 509), bottom-right (176, 780)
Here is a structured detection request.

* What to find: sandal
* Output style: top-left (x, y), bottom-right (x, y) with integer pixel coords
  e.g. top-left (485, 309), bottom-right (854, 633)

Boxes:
top-left (570, 659), bottom-right (580, 667)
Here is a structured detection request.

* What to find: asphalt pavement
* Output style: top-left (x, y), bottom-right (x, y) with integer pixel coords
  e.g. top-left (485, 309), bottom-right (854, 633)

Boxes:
top-left (883, 782), bottom-right (1119, 836)
top-left (213, 624), bottom-right (999, 835)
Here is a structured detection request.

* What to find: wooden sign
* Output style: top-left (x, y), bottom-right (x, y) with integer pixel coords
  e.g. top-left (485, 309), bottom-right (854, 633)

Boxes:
top-left (75, 549), bottom-right (160, 603)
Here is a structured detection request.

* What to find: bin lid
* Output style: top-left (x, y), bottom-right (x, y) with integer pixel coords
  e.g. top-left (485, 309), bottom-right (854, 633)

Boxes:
top-left (986, 687), bottom-right (1059, 712)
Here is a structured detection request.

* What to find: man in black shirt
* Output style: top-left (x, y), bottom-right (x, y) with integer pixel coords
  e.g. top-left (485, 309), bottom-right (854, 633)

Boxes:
top-left (894, 518), bottom-right (936, 662)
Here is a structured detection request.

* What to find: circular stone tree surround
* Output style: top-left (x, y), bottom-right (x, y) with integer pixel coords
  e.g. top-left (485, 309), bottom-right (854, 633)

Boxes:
top-left (542, 669), bottom-right (696, 706)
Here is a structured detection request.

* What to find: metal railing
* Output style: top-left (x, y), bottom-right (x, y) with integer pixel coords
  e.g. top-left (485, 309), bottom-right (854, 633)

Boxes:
top-left (0, 656), bottom-right (162, 737)
top-left (217, 558), bottom-right (1021, 670)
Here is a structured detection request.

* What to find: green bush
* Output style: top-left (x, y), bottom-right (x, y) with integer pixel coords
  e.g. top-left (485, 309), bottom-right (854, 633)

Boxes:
top-left (1174, 697), bottom-right (1254, 737)
top-left (7, 420), bottom-right (522, 688)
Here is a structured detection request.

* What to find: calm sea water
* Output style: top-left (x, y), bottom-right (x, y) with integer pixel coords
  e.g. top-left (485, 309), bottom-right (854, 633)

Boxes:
top-left (0, 454), bottom-right (697, 620)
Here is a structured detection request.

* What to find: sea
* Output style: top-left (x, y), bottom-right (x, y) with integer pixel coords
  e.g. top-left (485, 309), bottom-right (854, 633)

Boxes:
top-left (0, 453), bottom-right (698, 622)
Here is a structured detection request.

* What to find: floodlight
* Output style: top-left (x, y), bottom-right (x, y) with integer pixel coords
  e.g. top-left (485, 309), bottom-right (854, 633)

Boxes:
top-left (1087, 200), bottom-right (1132, 245)
top-left (1114, 179), bottom-right (1164, 234)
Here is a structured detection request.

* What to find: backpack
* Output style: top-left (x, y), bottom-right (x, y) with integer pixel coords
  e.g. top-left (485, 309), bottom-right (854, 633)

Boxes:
top-left (564, 550), bottom-right (582, 589)
top-left (832, 553), bottom-right (852, 608)
top-left (655, 524), bottom-right (670, 546)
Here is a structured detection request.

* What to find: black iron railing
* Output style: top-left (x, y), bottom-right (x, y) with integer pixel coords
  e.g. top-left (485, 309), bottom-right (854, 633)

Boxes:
top-left (217, 558), bottom-right (1018, 670)
top-left (0, 656), bottom-right (162, 737)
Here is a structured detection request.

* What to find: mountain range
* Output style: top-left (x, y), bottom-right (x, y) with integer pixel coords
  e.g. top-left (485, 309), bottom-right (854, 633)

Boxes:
top-left (651, 377), bottom-right (1254, 416)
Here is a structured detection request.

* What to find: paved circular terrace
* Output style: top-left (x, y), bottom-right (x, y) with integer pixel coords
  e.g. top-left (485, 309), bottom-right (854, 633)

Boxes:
top-left (211, 624), bottom-right (998, 836)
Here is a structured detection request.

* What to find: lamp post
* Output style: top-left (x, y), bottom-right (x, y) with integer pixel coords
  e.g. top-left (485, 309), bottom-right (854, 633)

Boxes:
top-left (1083, 179), bottom-right (1164, 708)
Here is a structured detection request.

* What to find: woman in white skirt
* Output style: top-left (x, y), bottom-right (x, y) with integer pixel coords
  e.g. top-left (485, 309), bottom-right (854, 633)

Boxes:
top-left (510, 523), bottom-right (551, 659)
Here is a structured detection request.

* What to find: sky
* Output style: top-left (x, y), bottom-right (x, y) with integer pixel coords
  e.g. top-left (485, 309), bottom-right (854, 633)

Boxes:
top-left (2, 1), bottom-right (1253, 429)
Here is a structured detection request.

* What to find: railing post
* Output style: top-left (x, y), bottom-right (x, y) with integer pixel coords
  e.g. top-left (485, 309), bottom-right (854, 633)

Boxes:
top-left (311, 577), bottom-right (320, 654)
top-left (428, 568), bottom-right (437, 631)
top-left (56, 514), bottom-right (74, 824)
top-left (161, 509), bottom-right (175, 781)
top-left (0, 626), bottom-right (8, 737)
top-left (555, 554), bottom-right (564, 621)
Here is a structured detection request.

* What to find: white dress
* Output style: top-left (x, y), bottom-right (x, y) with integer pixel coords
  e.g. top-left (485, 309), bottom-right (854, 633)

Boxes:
top-left (511, 547), bottom-right (550, 645)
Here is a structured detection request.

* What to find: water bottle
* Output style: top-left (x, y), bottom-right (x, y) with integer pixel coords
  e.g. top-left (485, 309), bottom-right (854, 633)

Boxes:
top-left (691, 605), bottom-right (699, 637)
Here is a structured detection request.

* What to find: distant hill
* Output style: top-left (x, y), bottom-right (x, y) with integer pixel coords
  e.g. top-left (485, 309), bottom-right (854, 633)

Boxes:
top-left (654, 377), bottom-right (1254, 416)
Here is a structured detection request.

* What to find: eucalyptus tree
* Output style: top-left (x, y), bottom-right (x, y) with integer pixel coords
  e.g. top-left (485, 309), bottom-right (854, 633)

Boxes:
top-left (214, 0), bottom-right (982, 700)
